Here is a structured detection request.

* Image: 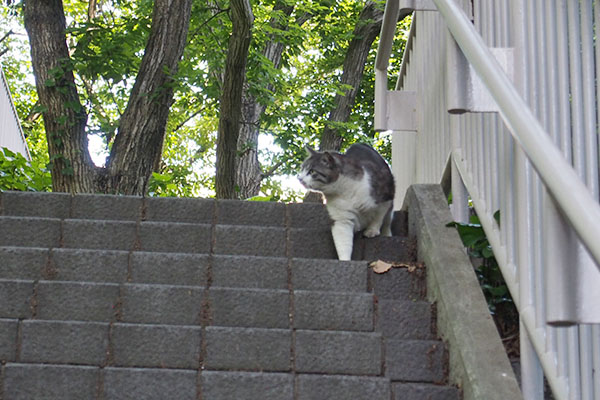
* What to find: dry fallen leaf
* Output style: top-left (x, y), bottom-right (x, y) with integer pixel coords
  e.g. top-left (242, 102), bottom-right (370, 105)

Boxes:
top-left (370, 260), bottom-right (393, 274)
top-left (369, 260), bottom-right (424, 274)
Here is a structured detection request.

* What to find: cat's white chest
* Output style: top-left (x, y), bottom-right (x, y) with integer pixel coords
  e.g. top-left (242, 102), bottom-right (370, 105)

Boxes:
top-left (325, 173), bottom-right (377, 231)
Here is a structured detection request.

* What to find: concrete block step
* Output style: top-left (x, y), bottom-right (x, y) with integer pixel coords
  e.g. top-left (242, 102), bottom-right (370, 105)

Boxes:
top-left (120, 283), bottom-right (204, 326)
top-left (2, 320), bottom-right (202, 369)
top-left (2, 363), bottom-right (100, 400)
top-left (0, 191), bottom-right (412, 234)
top-left (0, 246), bottom-right (378, 296)
top-left (385, 339), bottom-right (448, 383)
top-left (0, 279), bottom-right (382, 333)
top-left (204, 326), bottom-right (291, 372)
top-left (0, 191), bottom-right (333, 229)
top-left (0, 215), bottom-right (414, 260)
top-left (2, 365), bottom-right (458, 400)
top-left (0, 279), bottom-right (34, 319)
top-left (0, 247), bottom-right (375, 293)
top-left (203, 371), bottom-right (395, 400)
top-left (293, 290), bottom-right (374, 331)
top-left (200, 371), bottom-right (394, 400)
top-left (392, 382), bottom-right (460, 400)
top-left (371, 266), bottom-right (427, 301)
top-left (376, 299), bottom-right (436, 340)
top-left (208, 287), bottom-right (289, 329)
top-left (3, 320), bottom-right (387, 375)
top-left (200, 371), bottom-right (294, 400)
top-left (0, 216), bottom-right (61, 248)
top-left (358, 236), bottom-right (417, 261)
top-left (213, 224), bottom-right (286, 257)
top-left (290, 258), bottom-right (368, 292)
top-left (0, 318), bottom-right (18, 361)
top-left (295, 330), bottom-right (383, 376)
top-left (5, 364), bottom-right (409, 400)
top-left (35, 280), bottom-right (120, 322)
top-left (19, 320), bottom-right (109, 366)
top-left (103, 367), bottom-right (198, 400)
top-left (297, 374), bottom-right (391, 400)
top-left (2, 363), bottom-right (201, 400)
top-left (110, 322), bottom-right (202, 369)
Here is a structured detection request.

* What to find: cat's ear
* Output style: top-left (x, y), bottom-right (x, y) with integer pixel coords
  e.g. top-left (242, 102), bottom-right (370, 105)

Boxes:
top-left (323, 151), bottom-right (336, 167)
top-left (305, 146), bottom-right (318, 156)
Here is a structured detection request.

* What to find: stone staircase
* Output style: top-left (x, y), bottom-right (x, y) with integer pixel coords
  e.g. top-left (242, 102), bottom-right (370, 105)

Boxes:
top-left (0, 191), bottom-right (460, 400)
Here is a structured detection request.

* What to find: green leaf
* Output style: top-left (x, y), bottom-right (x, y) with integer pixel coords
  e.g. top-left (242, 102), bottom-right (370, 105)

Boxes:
top-left (481, 246), bottom-right (494, 259)
top-left (65, 100), bottom-right (82, 112)
top-left (32, 104), bottom-right (48, 114)
top-left (453, 224), bottom-right (485, 247)
top-left (61, 166), bottom-right (74, 176)
top-left (247, 196), bottom-right (272, 202)
top-left (493, 209), bottom-right (501, 225)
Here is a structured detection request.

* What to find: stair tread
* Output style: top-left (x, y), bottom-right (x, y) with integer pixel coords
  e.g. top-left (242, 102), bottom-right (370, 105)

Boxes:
top-left (0, 218), bottom-right (415, 264)
top-left (2, 318), bottom-right (444, 375)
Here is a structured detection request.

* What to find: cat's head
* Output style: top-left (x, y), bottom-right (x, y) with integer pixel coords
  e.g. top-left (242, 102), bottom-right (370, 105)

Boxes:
top-left (297, 146), bottom-right (340, 192)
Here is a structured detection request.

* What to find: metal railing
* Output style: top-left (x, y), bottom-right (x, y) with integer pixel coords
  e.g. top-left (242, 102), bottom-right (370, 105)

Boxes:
top-left (376, 1), bottom-right (600, 399)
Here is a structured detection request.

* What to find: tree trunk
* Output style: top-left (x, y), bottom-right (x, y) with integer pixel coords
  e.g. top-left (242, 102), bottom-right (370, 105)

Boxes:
top-left (320, 1), bottom-right (384, 152)
top-left (24, 0), bottom-right (193, 195)
top-left (106, 0), bottom-right (193, 195)
top-left (215, 0), bottom-right (254, 199)
top-left (235, 91), bottom-right (266, 199)
top-left (235, 2), bottom-right (294, 199)
top-left (24, 0), bottom-right (97, 193)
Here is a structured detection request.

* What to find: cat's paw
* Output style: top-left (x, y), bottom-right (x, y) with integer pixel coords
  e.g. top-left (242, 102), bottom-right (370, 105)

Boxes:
top-left (363, 228), bottom-right (380, 238)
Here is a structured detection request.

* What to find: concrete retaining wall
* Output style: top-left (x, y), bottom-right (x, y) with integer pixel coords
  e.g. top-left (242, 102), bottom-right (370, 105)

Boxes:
top-left (404, 184), bottom-right (523, 400)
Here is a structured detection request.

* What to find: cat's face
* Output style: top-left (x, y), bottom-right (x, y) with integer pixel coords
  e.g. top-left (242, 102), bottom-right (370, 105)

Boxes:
top-left (297, 147), bottom-right (339, 191)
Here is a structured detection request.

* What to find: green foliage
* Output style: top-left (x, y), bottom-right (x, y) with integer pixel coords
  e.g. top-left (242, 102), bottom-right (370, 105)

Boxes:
top-left (0, 148), bottom-right (52, 192)
top-left (447, 211), bottom-right (513, 314)
top-left (147, 165), bottom-right (212, 198)
top-left (2, 0), bottom-right (411, 198)
top-left (257, 176), bottom-right (304, 203)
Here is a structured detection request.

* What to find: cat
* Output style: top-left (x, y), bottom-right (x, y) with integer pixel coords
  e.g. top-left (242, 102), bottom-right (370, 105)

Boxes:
top-left (298, 143), bottom-right (395, 260)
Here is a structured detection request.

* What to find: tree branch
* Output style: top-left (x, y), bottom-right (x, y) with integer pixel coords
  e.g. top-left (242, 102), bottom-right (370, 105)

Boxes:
top-left (320, 1), bottom-right (384, 151)
top-left (261, 159), bottom-right (284, 180)
top-left (0, 30), bottom-right (14, 45)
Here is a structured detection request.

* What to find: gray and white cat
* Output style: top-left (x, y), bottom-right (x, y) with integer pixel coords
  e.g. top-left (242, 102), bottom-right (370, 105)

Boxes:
top-left (298, 143), bottom-right (395, 260)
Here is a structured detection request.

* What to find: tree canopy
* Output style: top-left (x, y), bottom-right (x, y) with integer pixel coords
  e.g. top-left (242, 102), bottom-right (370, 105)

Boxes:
top-left (1, 0), bottom-right (410, 200)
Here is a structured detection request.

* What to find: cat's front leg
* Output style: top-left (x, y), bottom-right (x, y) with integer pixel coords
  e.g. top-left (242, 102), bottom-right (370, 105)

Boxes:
top-left (331, 219), bottom-right (355, 260)
top-left (364, 201), bottom-right (393, 238)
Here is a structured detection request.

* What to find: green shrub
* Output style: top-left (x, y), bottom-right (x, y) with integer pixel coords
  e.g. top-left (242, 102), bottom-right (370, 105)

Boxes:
top-left (0, 147), bottom-right (52, 192)
top-left (447, 212), bottom-right (513, 314)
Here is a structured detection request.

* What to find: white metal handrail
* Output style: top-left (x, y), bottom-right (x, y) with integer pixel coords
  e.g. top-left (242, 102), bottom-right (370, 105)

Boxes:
top-left (376, 1), bottom-right (600, 399)
top-left (432, 0), bottom-right (600, 272)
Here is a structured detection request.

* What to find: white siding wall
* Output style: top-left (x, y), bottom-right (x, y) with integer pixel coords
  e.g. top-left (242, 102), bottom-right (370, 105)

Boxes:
top-left (377, 1), bottom-right (600, 399)
top-left (0, 65), bottom-right (30, 160)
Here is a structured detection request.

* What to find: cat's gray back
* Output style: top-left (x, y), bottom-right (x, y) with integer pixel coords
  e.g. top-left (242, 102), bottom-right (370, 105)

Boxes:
top-left (299, 143), bottom-right (394, 204)
top-left (343, 144), bottom-right (395, 203)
